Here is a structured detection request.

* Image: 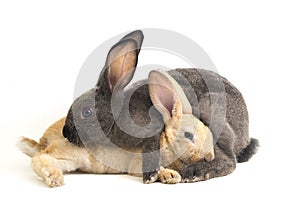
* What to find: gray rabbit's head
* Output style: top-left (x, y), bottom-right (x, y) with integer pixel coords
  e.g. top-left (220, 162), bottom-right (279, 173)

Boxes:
top-left (62, 30), bottom-right (144, 147)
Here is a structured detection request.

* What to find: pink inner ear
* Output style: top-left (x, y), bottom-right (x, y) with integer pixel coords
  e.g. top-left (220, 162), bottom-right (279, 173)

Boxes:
top-left (149, 70), bottom-right (186, 120)
top-left (154, 84), bottom-right (175, 117)
top-left (108, 50), bottom-right (136, 92)
top-left (150, 83), bottom-right (176, 117)
top-left (109, 52), bottom-right (129, 88)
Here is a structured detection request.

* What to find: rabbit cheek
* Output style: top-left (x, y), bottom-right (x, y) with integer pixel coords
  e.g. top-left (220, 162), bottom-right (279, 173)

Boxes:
top-left (178, 145), bottom-right (197, 163)
top-left (189, 149), bottom-right (202, 162)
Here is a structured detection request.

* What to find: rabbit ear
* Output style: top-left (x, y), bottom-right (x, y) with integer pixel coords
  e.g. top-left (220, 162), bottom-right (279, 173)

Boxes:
top-left (120, 30), bottom-right (144, 54)
top-left (96, 30), bottom-right (144, 93)
top-left (106, 39), bottom-right (138, 92)
top-left (148, 70), bottom-right (192, 122)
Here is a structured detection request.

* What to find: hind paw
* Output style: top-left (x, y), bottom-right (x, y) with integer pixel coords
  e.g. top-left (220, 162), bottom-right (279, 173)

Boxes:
top-left (41, 167), bottom-right (64, 187)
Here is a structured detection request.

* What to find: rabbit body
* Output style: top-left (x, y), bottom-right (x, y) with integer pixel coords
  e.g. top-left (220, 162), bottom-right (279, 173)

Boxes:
top-left (168, 68), bottom-right (259, 182)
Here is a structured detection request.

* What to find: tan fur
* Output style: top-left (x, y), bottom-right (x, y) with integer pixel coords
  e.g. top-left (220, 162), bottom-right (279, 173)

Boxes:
top-left (19, 118), bottom-right (128, 187)
top-left (17, 118), bottom-right (177, 186)
top-left (158, 168), bottom-right (181, 184)
top-left (159, 114), bottom-right (214, 172)
top-left (18, 113), bottom-right (214, 187)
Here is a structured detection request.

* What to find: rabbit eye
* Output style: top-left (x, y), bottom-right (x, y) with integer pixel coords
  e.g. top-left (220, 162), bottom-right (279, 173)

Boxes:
top-left (82, 108), bottom-right (93, 118)
top-left (184, 132), bottom-right (194, 141)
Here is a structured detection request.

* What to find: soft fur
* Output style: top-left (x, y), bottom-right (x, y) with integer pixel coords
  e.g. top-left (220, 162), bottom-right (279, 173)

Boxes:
top-left (21, 30), bottom-right (258, 184)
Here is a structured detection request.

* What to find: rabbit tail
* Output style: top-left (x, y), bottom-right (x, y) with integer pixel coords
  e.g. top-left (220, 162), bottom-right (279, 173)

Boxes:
top-left (17, 137), bottom-right (42, 157)
top-left (237, 138), bottom-right (259, 163)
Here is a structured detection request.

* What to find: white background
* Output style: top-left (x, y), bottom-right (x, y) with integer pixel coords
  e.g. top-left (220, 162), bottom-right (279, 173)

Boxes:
top-left (1, 0), bottom-right (299, 199)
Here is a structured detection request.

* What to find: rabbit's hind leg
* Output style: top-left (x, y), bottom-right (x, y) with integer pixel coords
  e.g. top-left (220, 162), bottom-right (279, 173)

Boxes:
top-left (32, 153), bottom-right (64, 187)
top-left (31, 142), bottom-right (90, 187)
top-left (31, 153), bottom-right (66, 187)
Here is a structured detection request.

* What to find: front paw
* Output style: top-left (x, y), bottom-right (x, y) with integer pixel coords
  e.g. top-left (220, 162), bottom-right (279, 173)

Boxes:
top-left (181, 163), bottom-right (210, 183)
top-left (143, 171), bottom-right (159, 184)
top-left (41, 167), bottom-right (64, 187)
top-left (159, 168), bottom-right (181, 184)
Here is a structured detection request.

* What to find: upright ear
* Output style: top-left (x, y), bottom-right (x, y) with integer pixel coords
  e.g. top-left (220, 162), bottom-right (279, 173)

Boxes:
top-left (148, 70), bottom-right (192, 123)
top-left (96, 30), bottom-right (144, 93)
top-left (120, 30), bottom-right (144, 54)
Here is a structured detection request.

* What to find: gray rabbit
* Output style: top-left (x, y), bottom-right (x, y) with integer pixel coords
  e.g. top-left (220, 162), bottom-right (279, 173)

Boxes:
top-left (62, 30), bottom-right (258, 183)
top-left (18, 69), bottom-right (217, 186)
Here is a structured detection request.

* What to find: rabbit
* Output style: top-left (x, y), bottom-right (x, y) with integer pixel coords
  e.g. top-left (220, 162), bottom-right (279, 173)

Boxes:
top-left (18, 69), bottom-right (215, 187)
top-left (61, 30), bottom-right (258, 183)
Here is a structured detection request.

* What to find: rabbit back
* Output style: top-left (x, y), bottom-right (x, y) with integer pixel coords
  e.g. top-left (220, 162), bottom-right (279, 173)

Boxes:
top-left (170, 68), bottom-right (250, 156)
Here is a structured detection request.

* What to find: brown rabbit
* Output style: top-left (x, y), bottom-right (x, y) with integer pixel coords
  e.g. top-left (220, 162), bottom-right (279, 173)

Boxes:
top-left (18, 69), bottom-right (214, 187)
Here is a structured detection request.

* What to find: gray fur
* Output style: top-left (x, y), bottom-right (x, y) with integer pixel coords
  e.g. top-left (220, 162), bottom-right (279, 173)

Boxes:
top-left (63, 30), bottom-right (258, 183)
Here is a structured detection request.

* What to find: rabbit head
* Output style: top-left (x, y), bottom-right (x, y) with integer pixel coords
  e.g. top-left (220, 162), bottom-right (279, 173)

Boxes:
top-left (148, 70), bottom-right (215, 163)
top-left (63, 30), bottom-right (144, 146)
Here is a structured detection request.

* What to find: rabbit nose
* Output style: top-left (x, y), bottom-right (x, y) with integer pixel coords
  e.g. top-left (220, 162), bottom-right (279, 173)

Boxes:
top-left (63, 125), bottom-right (71, 139)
